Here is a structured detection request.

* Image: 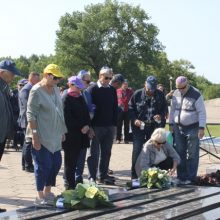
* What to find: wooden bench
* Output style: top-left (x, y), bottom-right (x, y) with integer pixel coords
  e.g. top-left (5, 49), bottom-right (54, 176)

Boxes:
top-left (1, 185), bottom-right (220, 219)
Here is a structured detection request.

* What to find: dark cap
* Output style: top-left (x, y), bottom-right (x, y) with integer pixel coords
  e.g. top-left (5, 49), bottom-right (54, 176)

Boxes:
top-left (146, 75), bottom-right (157, 91)
top-left (0, 59), bottom-right (21, 75)
top-left (112, 74), bottom-right (125, 84)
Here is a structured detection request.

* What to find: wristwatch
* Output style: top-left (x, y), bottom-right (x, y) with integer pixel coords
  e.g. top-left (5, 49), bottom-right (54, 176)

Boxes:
top-left (32, 129), bottom-right (37, 134)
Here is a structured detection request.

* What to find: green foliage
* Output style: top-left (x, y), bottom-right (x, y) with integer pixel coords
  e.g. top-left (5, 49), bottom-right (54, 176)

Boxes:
top-left (1, 0), bottom-right (220, 97)
top-left (55, 183), bottom-right (113, 209)
top-left (140, 167), bottom-right (170, 189)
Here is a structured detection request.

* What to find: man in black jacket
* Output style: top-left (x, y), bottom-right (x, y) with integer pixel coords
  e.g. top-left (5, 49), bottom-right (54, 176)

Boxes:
top-left (87, 67), bottom-right (118, 184)
top-left (129, 75), bottom-right (168, 179)
top-left (0, 59), bottom-right (20, 212)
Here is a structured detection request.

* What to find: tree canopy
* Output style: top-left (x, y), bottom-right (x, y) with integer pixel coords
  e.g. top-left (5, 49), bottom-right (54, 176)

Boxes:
top-left (0, 0), bottom-right (219, 99)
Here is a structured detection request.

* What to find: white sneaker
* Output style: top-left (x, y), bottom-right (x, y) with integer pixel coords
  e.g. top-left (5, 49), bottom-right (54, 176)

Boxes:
top-left (184, 180), bottom-right (192, 185)
top-left (171, 178), bottom-right (185, 185)
top-left (34, 198), bottom-right (47, 206)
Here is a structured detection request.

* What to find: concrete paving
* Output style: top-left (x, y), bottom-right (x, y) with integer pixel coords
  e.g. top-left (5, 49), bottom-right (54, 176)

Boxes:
top-left (1, 142), bottom-right (220, 212)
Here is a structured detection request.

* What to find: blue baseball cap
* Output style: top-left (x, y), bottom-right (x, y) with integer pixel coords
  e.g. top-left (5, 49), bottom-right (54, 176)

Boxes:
top-left (0, 59), bottom-right (21, 75)
top-left (77, 70), bottom-right (90, 79)
top-left (146, 75), bottom-right (157, 91)
top-left (18, 79), bottom-right (28, 85)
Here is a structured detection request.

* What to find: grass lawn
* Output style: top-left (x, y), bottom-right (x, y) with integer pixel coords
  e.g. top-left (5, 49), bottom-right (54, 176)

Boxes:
top-left (166, 124), bottom-right (220, 137)
top-left (205, 125), bottom-right (220, 137)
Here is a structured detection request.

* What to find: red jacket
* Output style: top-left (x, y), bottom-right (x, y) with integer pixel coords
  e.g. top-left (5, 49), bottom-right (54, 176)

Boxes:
top-left (117, 88), bottom-right (133, 112)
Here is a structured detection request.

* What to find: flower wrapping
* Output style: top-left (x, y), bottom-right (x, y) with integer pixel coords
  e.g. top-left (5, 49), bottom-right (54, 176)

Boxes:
top-left (139, 167), bottom-right (171, 189)
top-left (55, 183), bottom-right (113, 209)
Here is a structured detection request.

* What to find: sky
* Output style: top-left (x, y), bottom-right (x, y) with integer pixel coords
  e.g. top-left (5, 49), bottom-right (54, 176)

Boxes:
top-left (0, 0), bottom-right (219, 83)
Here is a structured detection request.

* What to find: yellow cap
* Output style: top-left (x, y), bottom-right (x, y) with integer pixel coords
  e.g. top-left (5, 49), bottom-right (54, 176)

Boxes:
top-left (43, 64), bottom-right (64, 78)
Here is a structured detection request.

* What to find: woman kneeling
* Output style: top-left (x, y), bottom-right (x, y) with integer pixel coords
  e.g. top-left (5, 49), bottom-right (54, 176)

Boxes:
top-left (135, 128), bottom-right (180, 177)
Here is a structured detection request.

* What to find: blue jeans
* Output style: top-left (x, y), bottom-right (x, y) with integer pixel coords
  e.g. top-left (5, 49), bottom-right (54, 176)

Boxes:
top-left (87, 126), bottom-right (115, 180)
top-left (131, 124), bottom-right (155, 179)
top-left (173, 124), bottom-right (200, 182)
top-left (31, 145), bottom-right (62, 191)
top-left (75, 148), bottom-right (87, 182)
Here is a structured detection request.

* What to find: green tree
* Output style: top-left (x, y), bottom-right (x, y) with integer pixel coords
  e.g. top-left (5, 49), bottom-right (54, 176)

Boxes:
top-left (55, 0), bottom-right (163, 86)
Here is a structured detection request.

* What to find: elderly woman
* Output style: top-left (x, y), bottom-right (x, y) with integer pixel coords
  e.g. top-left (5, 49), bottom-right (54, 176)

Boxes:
top-left (26, 64), bottom-right (67, 205)
top-left (135, 128), bottom-right (180, 177)
top-left (62, 76), bottom-right (92, 189)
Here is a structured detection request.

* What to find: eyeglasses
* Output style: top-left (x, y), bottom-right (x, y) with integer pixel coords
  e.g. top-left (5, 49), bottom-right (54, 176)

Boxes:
top-left (104, 76), bottom-right (112, 80)
top-left (176, 85), bottom-right (187, 90)
top-left (83, 79), bottom-right (91, 84)
top-left (155, 141), bottom-right (166, 145)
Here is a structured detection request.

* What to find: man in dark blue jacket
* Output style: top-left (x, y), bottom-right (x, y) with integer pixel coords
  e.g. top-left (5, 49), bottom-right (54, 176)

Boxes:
top-left (0, 59), bottom-right (21, 213)
top-left (18, 72), bottom-right (40, 172)
top-left (129, 76), bottom-right (168, 179)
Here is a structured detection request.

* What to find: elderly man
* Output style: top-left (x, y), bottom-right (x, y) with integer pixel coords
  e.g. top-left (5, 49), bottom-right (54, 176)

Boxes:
top-left (169, 76), bottom-right (206, 184)
top-left (129, 75), bottom-right (168, 179)
top-left (18, 72), bottom-right (40, 172)
top-left (0, 59), bottom-right (21, 212)
top-left (87, 66), bottom-right (118, 184)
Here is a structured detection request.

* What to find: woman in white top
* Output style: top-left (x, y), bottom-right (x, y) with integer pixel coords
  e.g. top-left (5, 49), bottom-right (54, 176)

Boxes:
top-left (135, 128), bottom-right (180, 177)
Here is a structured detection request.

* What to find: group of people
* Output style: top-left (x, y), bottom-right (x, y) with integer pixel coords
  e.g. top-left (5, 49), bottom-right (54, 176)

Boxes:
top-left (0, 59), bottom-right (206, 210)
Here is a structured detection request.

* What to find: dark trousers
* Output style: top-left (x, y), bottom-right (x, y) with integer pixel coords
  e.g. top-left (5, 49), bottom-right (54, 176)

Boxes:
top-left (153, 157), bottom-right (173, 170)
top-left (64, 145), bottom-right (81, 189)
top-left (87, 126), bottom-right (115, 180)
top-left (131, 124), bottom-right (156, 179)
top-left (116, 111), bottom-right (130, 142)
top-left (0, 139), bottom-right (6, 161)
top-left (22, 141), bottom-right (34, 169)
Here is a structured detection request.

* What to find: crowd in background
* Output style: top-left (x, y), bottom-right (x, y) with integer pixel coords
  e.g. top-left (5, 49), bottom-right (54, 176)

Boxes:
top-left (0, 59), bottom-right (206, 209)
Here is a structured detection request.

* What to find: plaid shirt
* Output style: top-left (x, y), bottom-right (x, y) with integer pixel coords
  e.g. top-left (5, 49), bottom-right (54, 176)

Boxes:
top-left (117, 88), bottom-right (133, 112)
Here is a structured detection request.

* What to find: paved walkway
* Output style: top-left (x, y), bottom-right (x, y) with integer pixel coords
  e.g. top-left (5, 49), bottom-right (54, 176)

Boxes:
top-left (1, 142), bottom-right (220, 212)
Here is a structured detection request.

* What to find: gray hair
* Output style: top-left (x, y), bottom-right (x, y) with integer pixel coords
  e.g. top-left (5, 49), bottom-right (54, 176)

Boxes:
top-left (151, 128), bottom-right (166, 143)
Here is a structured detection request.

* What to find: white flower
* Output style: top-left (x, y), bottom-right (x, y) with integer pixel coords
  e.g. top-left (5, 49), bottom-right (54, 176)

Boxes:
top-left (158, 174), bottom-right (164, 179)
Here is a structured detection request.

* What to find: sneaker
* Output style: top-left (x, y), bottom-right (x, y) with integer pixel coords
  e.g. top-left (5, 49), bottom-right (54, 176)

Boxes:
top-left (25, 167), bottom-right (34, 173)
top-left (0, 208), bottom-right (6, 213)
top-left (171, 178), bottom-right (185, 185)
top-left (45, 193), bottom-right (55, 205)
top-left (108, 169), bottom-right (114, 174)
top-left (97, 178), bottom-right (115, 185)
top-left (34, 198), bottom-right (47, 206)
top-left (106, 175), bottom-right (115, 180)
top-left (184, 180), bottom-right (192, 185)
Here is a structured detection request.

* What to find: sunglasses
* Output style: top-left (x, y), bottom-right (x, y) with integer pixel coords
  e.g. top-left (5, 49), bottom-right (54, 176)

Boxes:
top-left (48, 73), bottom-right (62, 81)
top-left (155, 141), bottom-right (166, 145)
top-left (104, 76), bottom-right (112, 80)
top-left (176, 85), bottom-right (187, 90)
top-left (83, 79), bottom-right (91, 84)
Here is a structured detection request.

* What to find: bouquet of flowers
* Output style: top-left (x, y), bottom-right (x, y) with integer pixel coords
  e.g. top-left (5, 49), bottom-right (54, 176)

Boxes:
top-left (139, 167), bottom-right (170, 189)
top-left (55, 183), bottom-right (113, 209)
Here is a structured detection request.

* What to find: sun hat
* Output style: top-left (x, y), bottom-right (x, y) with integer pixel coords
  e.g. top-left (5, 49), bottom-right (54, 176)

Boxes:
top-left (0, 59), bottom-right (21, 75)
top-left (43, 64), bottom-right (64, 78)
top-left (68, 76), bottom-right (85, 89)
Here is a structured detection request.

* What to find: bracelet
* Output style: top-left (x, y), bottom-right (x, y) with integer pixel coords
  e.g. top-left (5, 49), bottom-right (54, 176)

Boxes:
top-left (32, 129), bottom-right (37, 134)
